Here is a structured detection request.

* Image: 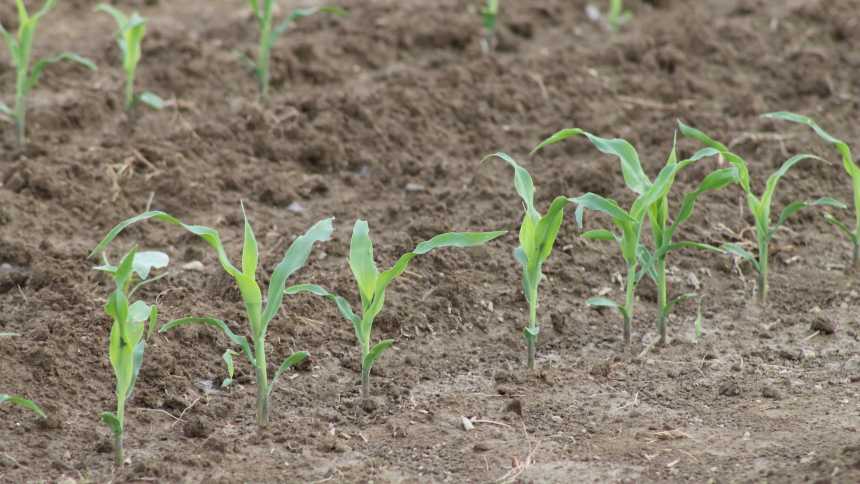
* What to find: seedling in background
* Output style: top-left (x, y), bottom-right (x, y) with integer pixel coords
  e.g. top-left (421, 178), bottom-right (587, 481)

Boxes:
top-left (607, 0), bottom-right (631, 31)
top-left (483, 153), bottom-right (570, 369)
top-left (95, 247), bottom-right (168, 466)
top-left (533, 129), bottom-right (717, 346)
top-left (679, 121), bottom-right (846, 305)
top-left (481, 0), bottom-right (499, 53)
top-left (287, 220), bottom-right (505, 404)
top-left (246, 2), bottom-right (346, 101)
top-left (90, 207), bottom-right (331, 428)
top-left (0, 0), bottom-right (96, 146)
top-left (764, 112), bottom-right (860, 272)
top-left (96, 4), bottom-right (164, 112)
top-left (1, 334), bottom-right (46, 419)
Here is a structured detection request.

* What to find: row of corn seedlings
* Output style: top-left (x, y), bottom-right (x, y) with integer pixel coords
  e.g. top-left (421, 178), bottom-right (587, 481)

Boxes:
top-left (0, 0), bottom-right (345, 145)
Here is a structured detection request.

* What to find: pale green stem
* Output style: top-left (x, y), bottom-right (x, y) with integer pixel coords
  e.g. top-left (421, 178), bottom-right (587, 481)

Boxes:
top-left (757, 239), bottom-right (769, 306)
top-left (655, 257), bottom-right (668, 346)
top-left (254, 335), bottom-right (269, 428)
top-left (623, 263), bottom-right (636, 346)
top-left (114, 399), bottom-right (125, 466)
top-left (526, 283), bottom-right (538, 370)
top-left (359, 333), bottom-right (371, 402)
top-left (124, 72), bottom-right (135, 111)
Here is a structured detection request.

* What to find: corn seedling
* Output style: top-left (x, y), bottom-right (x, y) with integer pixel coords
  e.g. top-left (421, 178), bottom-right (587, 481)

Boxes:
top-left (483, 153), bottom-right (571, 369)
top-left (481, 0), bottom-right (499, 53)
top-left (0, 0), bottom-right (96, 146)
top-left (642, 139), bottom-right (734, 345)
top-left (679, 121), bottom-right (846, 305)
top-left (95, 247), bottom-right (168, 466)
top-left (96, 4), bottom-right (163, 112)
top-left (287, 220), bottom-right (505, 403)
top-left (246, 2), bottom-right (346, 101)
top-left (764, 112), bottom-right (860, 272)
top-left (533, 129), bottom-right (717, 346)
top-left (607, 0), bottom-right (631, 32)
top-left (90, 207), bottom-right (332, 428)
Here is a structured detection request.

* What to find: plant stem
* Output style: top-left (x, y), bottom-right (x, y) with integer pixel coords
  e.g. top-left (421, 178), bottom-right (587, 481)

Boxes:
top-left (623, 263), bottom-right (636, 346)
top-left (526, 284), bottom-right (538, 370)
top-left (360, 364), bottom-right (370, 403)
top-left (254, 336), bottom-right (269, 428)
top-left (655, 257), bottom-right (668, 345)
top-left (124, 73), bottom-right (135, 111)
top-left (256, 4), bottom-right (273, 103)
top-left (114, 399), bottom-right (125, 466)
top-left (757, 239), bottom-right (769, 306)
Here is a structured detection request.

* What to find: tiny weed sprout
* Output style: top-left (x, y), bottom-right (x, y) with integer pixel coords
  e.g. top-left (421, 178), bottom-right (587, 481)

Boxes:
top-left (287, 220), bottom-right (505, 404)
top-left (483, 153), bottom-right (571, 369)
top-left (679, 121), bottom-right (846, 305)
top-left (246, 2), bottom-right (347, 101)
top-left (1, 334), bottom-right (46, 419)
top-left (764, 112), bottom-right (860, 271)
top-left (95, 247), bottom-right (168, 466)
top-left (96, 4), bottom-right (164, 112)
top-left (0, 0), bottom-right (96, 146)
top-left (607, 0), bottom-right (631, 32)
top-left (90, 207), bottom-right (332, 428)
top-left (481, 0), bottom-right (499, 53)
top-left (533, 129), bottom-right (717, 346)
top-left (0, 394), bottom-right (46, 418)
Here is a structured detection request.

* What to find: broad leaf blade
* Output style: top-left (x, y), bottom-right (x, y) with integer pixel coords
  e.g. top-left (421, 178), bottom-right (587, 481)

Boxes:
top-left (28, 53), bottom-right (96, 92)
top-left (132, 251), bottom-right (169, 280)
top-left (349, 220), bottom-right (378, 310)
top-left (482, 152), bottom-right (538, 218)
top-left (138, 91), bottom-right (164, 110)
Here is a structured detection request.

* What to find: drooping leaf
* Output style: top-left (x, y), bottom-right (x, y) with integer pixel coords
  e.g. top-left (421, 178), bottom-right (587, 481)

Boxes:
top-left (160, 317), bottom-right (255, 366)
top-left (760, 154), bottom-right (826, 212)
top-left (362, 339), bottom-right (394, 373)
top-left (721, 243), bottom-right (759, 271)
top-left (586, 296), bottom-right (628, 318)
top-left (132, 251), bottom-right (169, 280)
top-left (482, 152), bottom-right (538, 218)
top-left (0, 394), bottom-right (46, 418)
top-left (770, 197), bottom-right (847, 238)
top-left (284, 284), bottom-right (361, 327)
top-left (570, 193), bottom-right (634, 228)
top-left (27, 52), bottom-right (96, 92)
top-left (268, 351), bottom-right (309, 397)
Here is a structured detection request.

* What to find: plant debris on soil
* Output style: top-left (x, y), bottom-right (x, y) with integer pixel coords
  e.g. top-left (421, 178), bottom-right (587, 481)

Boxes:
top-left (1, 0), bottom-right (859, 482)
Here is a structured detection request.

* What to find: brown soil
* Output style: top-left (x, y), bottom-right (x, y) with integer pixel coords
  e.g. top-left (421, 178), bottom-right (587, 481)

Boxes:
top-left (1, 0), bottom-right (859, 482)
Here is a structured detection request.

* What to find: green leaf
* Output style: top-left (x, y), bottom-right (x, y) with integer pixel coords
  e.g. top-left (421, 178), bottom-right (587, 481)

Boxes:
top-left (146, 305), bottom-right (158, 341)
top-left (413, 230), bottom-right (507, 255)
top-left (32, 0), bottom-right (57, 20)
top-left (483, 152), bottom-right (538, 219)
top-left (284, 284), bottom-right (361, 326)
top-left (362, 339), bottom-right (394, 374)
top-left (582, 229), bottom-right (616, 241)
top-left (823, 212), bottom-right (855, 241)
top-left (90, 211), bottom-right (242, 280)
top-left (221, 349), bottom-right (237, 388)
top-left (771, 197), bottom-right (847, 237)
top-left (0, 100), bottom-right (12, 117)
top-left (138, 91), bottom-right (164, 110)
top-left (240, 203), bottom-right (259, 278)
top-left (276, 6), bottom-right (348, 36)
top-left (677, 121), bottom-right (752, 193)
top-left (127, 300), bottom-right (152, 324)
top-left (0, 394), bottom-right (46, 418)
top-left (261, 217), bottom-right (335, 329)
top-left (160, 317), bottom-right (255, 366)
top-left (0, 332), bottom-right (19, 337)
top-left (722, 243), bottom-right (760, 272)
top-left (656, 241), bottom-right (724, 260)
top-left (534, 196), bottom-right (572, 263)
top-left (28, 52), bottom-right (96, 92)
top-left (132, 251), bottom-right (169, 280)
top-left (760, 154), bottom-right (826, 212)
top-left (248, 0), bottom-right (261, 20)
top-left (570, 193), bottom-right (634, 228)
top-left (268, 351), bottom-right (309, 397)
top-left (671, 167), bottom-right (738, 233)
top-left (522, 325), bottom-right (539, 341)
top-left (349, 220), bottom-right (379, 310)
top-left (586, 296), bottom-right (628, 318)
top-left (100, 411), bottom-right (121, 434)
top-left (694, 299), bottom-right (704, 340)
top-left (530, 128), bottom-right (585, 155)
top-left (95, 4), bottom-right (128, 29)
top-left (667, 292), bottom-right (697, 312)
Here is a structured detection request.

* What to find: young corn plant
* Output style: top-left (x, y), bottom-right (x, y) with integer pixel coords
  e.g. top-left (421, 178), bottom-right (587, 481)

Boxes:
top-left (679, 121), bottom-right (846, 305)
top-left (607, 0), bottom-right (632, 31)
top-left (482, 153), bottom-right (571, 369)
top-left (96, 4), bottom-right (164, 112)
top-left (95, 247), bottom-right (168, 466)
top-left (90, 208), bottom-right (332, 428)
top-left (0, 0), bottom-right (96, 146)
top-left (481, 0), bottom-right (499, 53)
top-left (532, 129), bottom-right (716, 346)
top-left (246, 2), bottom-right (346, 101)
top-left (764, 112), bottom-right (860, 271)
top-left (287, 220), bottom-right (505, 404)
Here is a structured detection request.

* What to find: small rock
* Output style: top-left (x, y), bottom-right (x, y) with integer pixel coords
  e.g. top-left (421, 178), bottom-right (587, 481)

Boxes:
top-left (287, 201), bottom-right (305, 213)
top-left (810, 316), bottom-right (837, 335)
top-left (761, 385), bottom-right (783, 400)
top-left (461, 416), bottom-right (474, 431)
top-left (405, 183), bottom-right (425, 192)
top-left (473, 441), bottom-right (493, 452)
top-left (719, 380), bottom-right (741, 397)
top-left (551, 415), bottom-right (563, 423)
top-left (182, 261), bottom-right (205, 272)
